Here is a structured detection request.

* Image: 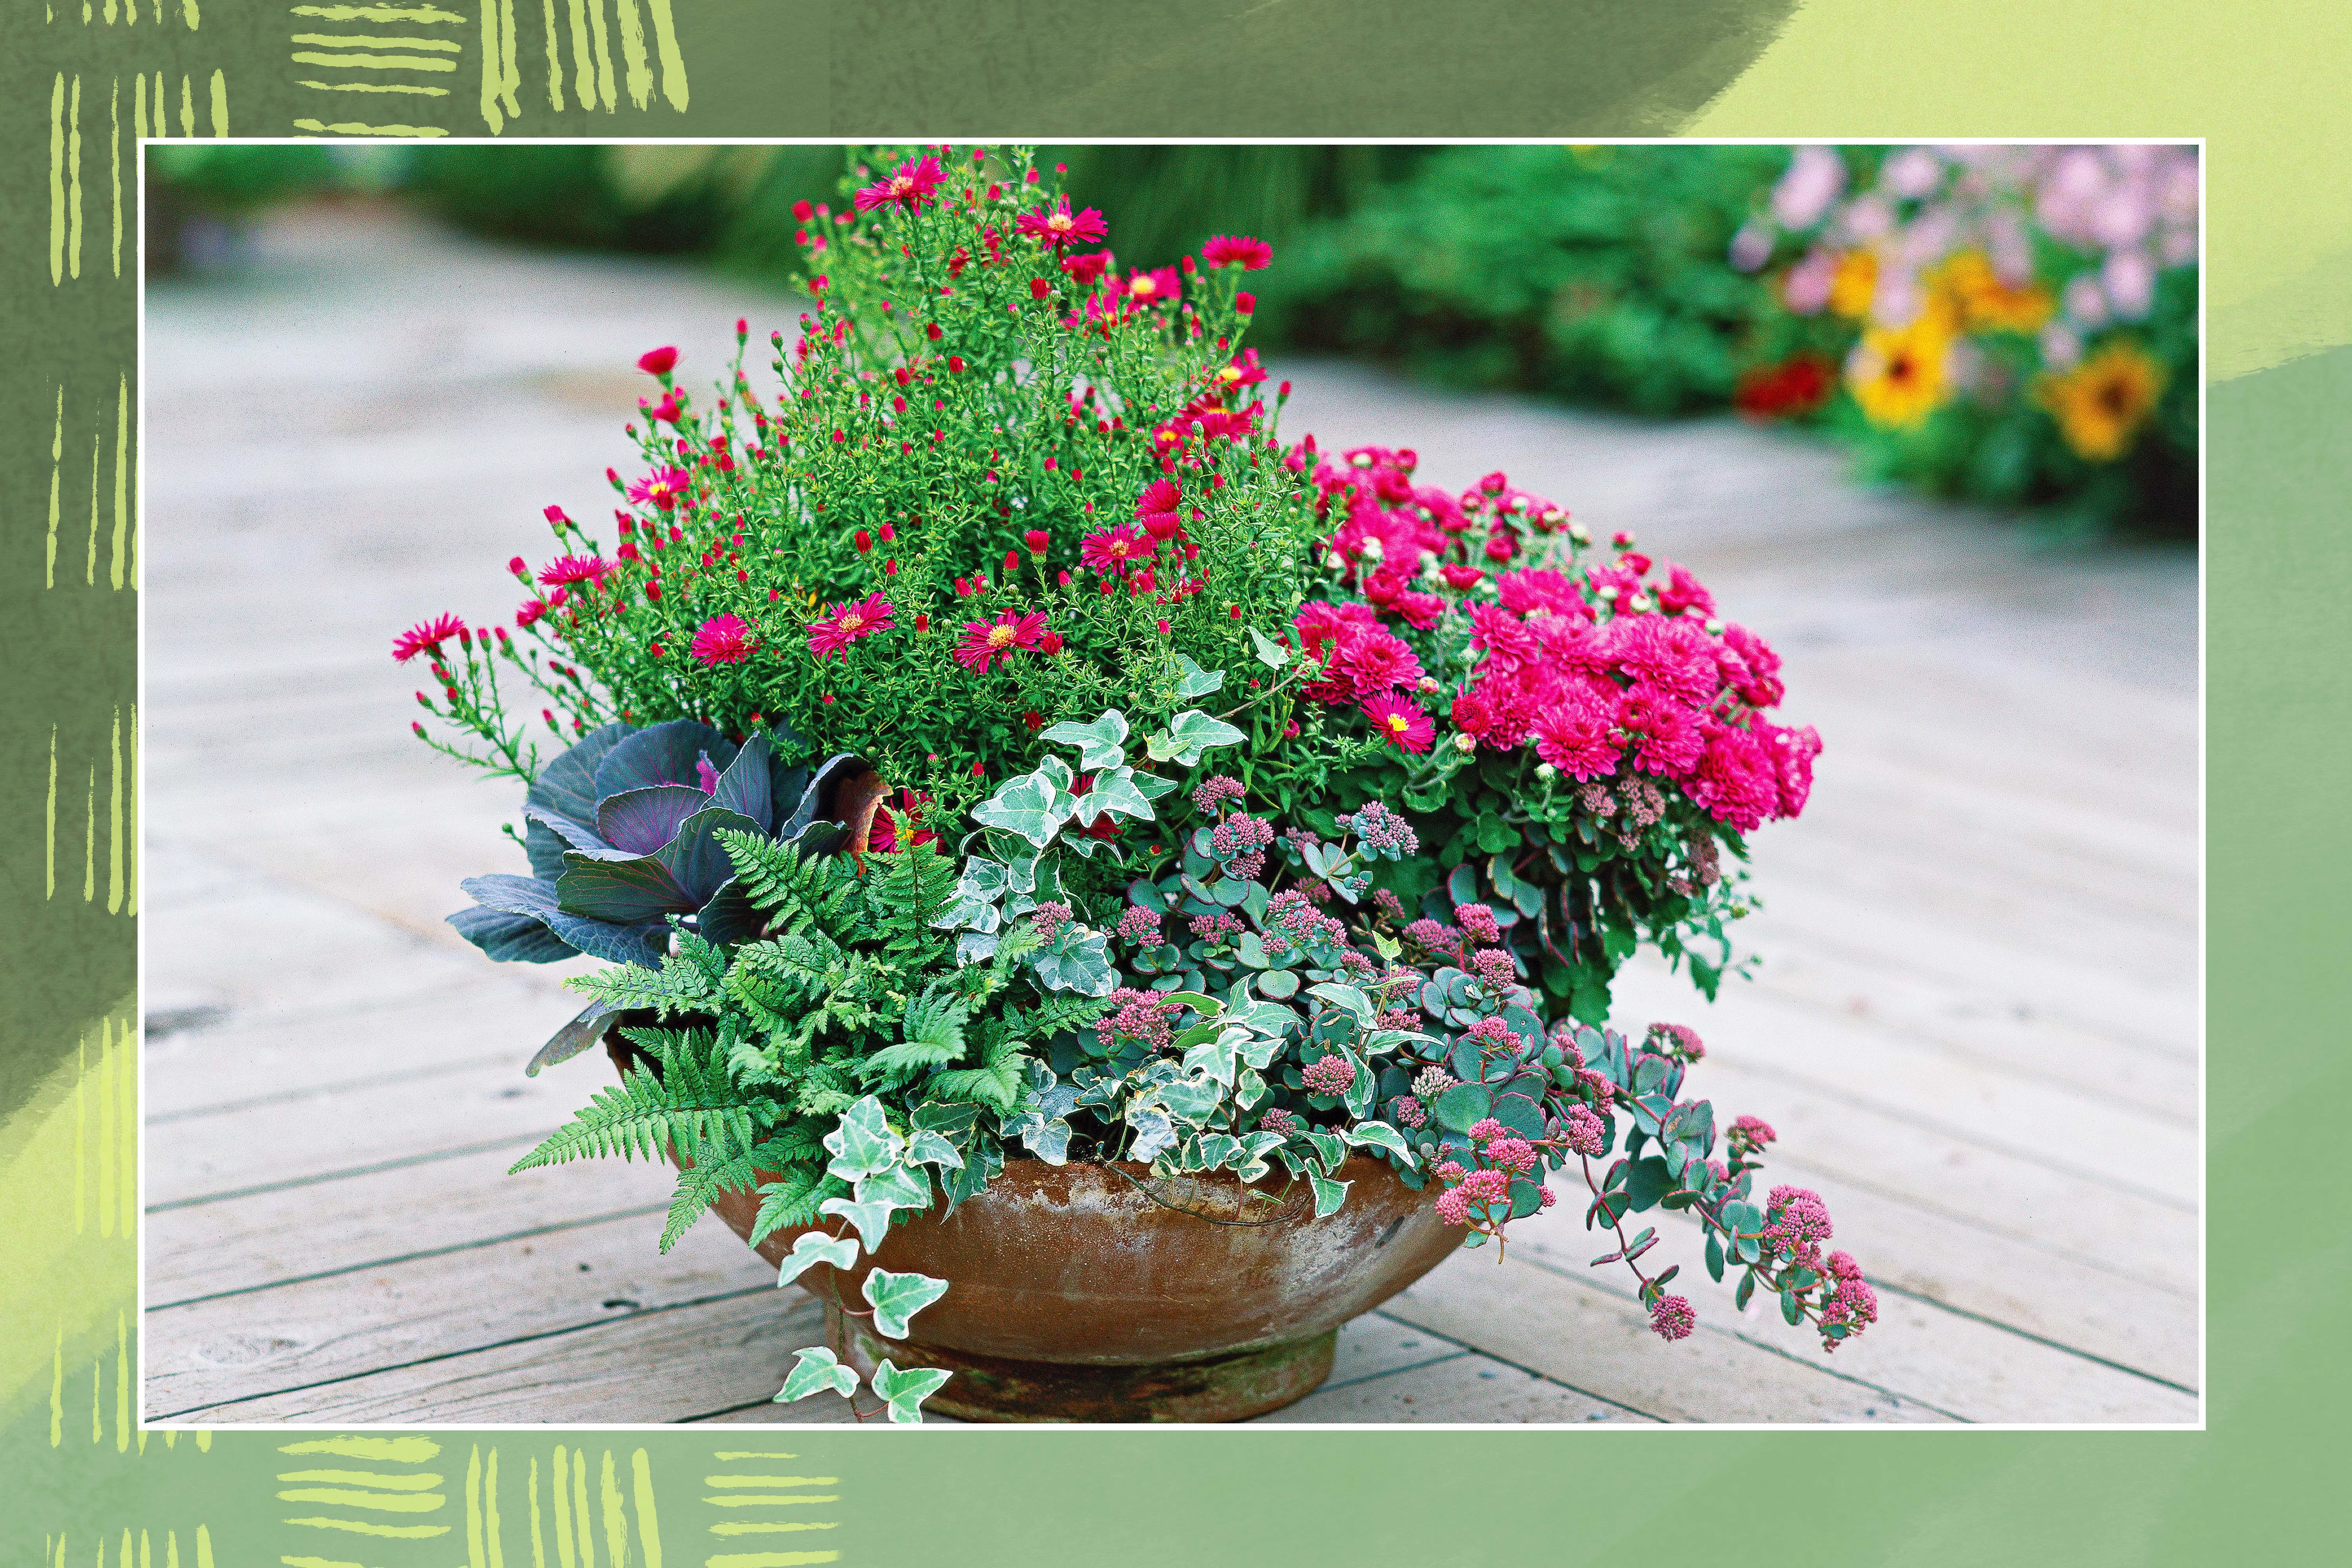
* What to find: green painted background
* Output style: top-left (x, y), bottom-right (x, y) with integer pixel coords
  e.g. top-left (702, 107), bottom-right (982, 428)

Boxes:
top-left (4, 1), bottom-right (2329, 1561)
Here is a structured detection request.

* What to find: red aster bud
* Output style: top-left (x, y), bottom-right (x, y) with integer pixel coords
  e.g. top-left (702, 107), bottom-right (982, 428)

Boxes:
top-left (1024, 529), bottom-right (1049, 554)
top-left (1235, 291), bottom-right (1255, 315)
top-left (636, 346), bottom-right (678, 377)
top-left (854, 530), bottom-right (873, 553)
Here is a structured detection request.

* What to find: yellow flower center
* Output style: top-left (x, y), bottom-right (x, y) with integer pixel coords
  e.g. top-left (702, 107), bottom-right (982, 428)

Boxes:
top-left (1131, 277), bottom-right (1158, 297)
top-left (988, 624), bottom-right (1018, 649)
top-left (1386, 714), bottom-right (1410, 734)
top-left (1048, 213), bottom-right (1073, 233)
top-left (839, 613), bottom-right (864, 633)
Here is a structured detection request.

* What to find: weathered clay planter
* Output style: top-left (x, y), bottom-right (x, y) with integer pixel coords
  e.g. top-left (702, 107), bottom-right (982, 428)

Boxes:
top-left (606, 1039), bottom-right (1458, 1421)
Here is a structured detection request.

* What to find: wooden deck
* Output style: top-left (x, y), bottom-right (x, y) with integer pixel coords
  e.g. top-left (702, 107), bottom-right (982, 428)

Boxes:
top-left (142, 205), bottom-right (2200, 1426)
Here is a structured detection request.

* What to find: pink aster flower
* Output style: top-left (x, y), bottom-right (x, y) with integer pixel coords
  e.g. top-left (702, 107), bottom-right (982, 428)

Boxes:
top-left (392, 612), bottom-right (466, 662)
top-left (626, 466), bottom-right (691, 510)
top-left (806, 593), bottom-right (895, 661)
top-left (689, 614), bottom-right (755, 667)
top-left (954, 610), bottom-right (1048, 673)
top-left (537, 555), bottom-right (612, 589)
top-left (1133, 477), bottom-right (1183, 533)
top-left (1121, 266), bottom-right (1181, 305)
top-left (853, 154), bottom-right (946, 214)
top-left (1201, 234), bottom-right (1274, 270)
top-left (1016, 196), bottom-right (1108, 252)
top-left (1079, 524), bottom-right (1150, 575)
top-left (1363, 692), bottom-right (1435, 754)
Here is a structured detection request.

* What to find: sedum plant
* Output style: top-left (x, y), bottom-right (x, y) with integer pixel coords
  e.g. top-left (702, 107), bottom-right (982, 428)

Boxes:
top-left (401, 144), bottom-right (1873, 1423)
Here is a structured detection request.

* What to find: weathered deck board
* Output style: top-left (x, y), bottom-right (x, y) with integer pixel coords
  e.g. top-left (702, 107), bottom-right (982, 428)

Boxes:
top-left (142, 206), bottom-right (2198, 1427)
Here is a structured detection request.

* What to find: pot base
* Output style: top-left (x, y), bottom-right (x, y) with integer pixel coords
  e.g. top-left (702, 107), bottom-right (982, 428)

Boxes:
top-left (827, 1303), bottom-right (1337, 1423)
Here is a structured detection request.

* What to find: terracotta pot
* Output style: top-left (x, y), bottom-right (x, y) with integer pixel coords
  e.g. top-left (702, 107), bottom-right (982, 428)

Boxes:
top-left (606, 1039), bottom-right (1459, 1421)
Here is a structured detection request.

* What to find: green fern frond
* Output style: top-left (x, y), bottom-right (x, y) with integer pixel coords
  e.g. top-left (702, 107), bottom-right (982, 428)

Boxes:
top-left (717, 828), bottom-right (858, 931)
top-left (746, 1166), bottom-right (835, 1248)
top-left (928, 1032), bottom-right (1030, 1113)
top-left (661, 1146), bottom-right (764, 1252)
top-left (509, 1038), bottom-right (761, 1173)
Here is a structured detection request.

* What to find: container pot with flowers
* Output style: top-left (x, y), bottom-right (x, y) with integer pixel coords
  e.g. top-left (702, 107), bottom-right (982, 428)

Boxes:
top-left (397, 145), bottom-right (1869, 1424)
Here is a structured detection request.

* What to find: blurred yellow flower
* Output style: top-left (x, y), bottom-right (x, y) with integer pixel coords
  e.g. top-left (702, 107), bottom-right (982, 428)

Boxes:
top-left (1847, 317), bottom-right (1952, 430)
top-left (1828, 249), bottom-right (1877, 319)
top-left (1931, 249), bottom-right (2054, 335)
top-left (2036, 340), bottom-right (2166, 461)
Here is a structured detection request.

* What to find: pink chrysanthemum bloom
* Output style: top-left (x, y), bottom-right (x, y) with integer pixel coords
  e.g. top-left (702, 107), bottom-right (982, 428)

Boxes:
top-left (1362, 692), bottom-right (1434, 754)
top-left (953, 610), bottom-right (1048, 673)
top-left (1078, 524), bottom-right (1149, 575)
top-left (392, 612), bottom-right (466, 662)
top-left (1339, 629), bottom-right (1425, 697)
top-left (1650, 1295), bottom-right (1697, 1341)
top-left (806, 593), bottom-right (895, 661)
top-left (626, 466), bottom-right (691, 510)
top-left (1533, 691), bottom-right (1625, 782)
top-left (853, 155), bottom-right (946, 214)
top-left (688, 614), bottom-right (755, 667)
top-left (1122, 266), bottom-right (1181, 304)
top-left (538, 555), bottom-right (612, 589)
top-left (1201, 234), bottom-right (1274, 270)
top-left (1015, 196), bottom-right (1108, 252)
top-left (1468, 601), bottom-right (1541, 669)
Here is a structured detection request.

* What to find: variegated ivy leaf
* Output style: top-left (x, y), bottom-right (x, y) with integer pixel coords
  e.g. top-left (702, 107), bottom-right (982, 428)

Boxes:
top-left (1232, 1129), bottom-right (1286, 1183)
top-left (775, 1230), bottom-right (862, 1289)
top-left (1345, 1057), bottom-right (1378, 1120)
top-left (1248, 626), bottom-right (1292, 668)
top-left (823, 1096), bottom-right (904, 1182)
top-left (905, 1128), bottom-right (965, 1170)
top-left (931, 859), bottom-right (1009, 931)
top-left (1040, 711), bottom-right (1130, 772)
top-left (1125, 1104), bottom-right (1179, 1163)
top-left (1232, 1066), bottom-right (1269, 1111)
top-left (1143, 709), bottom-right (1247, 768)
top-left (1223, 997), bottom-right (1299, 1042)
top-left (1309, 1170), bottom-right (1352, 1218)
top-left (970, 769), bottom-right (1079, 847)
top-left (1131, 770), bottom-right (1179, 800)
top-left (1005, 1111), bottom-right (1071, 1163)
top-left (1171, 652), bottom-right (1226, 699)
top-left (1307, 982), bottom-right (1374, 1027)
top-left (955, 930), bottom-right (1001, 965)
top-left (1079, 767), bottom-right (1164, 824)
top-left (862, 1268), bottom-right (950, 1339)
top-left (1303, 1129), bottom-right (1347, 1173)
top-left (1156, 1074), bottom-right (1224, 1125)
top-left (871, 1358), bottom-right (954, 1425)
top-left (775, 1345), bottom-right (860, 1403)
top-left (818, 1195), bottom-right (899, 1251)
top-left (1182, 1039), bottom-right (1236, 1088)
top-left (1029, 926), bottom-right (1117, 996)
top-left (1343, 1121), bottom-right (1419, 1169)
top-left (853, 1160), bottom-right (932, 1211)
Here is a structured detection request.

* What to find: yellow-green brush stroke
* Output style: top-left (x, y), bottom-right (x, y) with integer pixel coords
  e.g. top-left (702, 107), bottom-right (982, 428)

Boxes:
top-left (278, 1471), bottom-right (445, 1490)
top-left (292, 31), bottom-right (462, 49)
top-left (703, 1526), bottom-right (837, 1539)
top-left (70, 75), bottom-right (83, 279)
top-left (51, 75), bottom-right (65, 285)
top-left (291, 118), bottom-right (448, 136)
top-left (465, 1446), bottom-right (485, 1568)
top-left (630, 1452), bottom-right (661, 1568)
top-left (550, 1449), bottom-right (575, 1568)
top-left (294, 5), bottom-right (466, 20)
top-left (539, 0), bottom-right (563, 109)
top-left (281, 1437), bottom-right (444, 1461)
top-left (703, 1479), bottom-right (836, 1489)
top-left (276, 1490), bottom-right (446, 1514)
top-left (281, 1522), bottom-right (450, 1541)
top-left (209, 69), bottom-right (227, 133)
top-left (645, 0), bottom-right (684, 109)
top-left (292, 51), bottom-right (456, 71)
top-left (585, 0), bottom-right (615, 111)
top-left (612, 0), bottom-right (648, 108)
top-left (699, 1500), bottom-right (837, 1510)
top-left (108, 705), bottom-right (123, 914)
top-left (112, 373), bottom-right (127, 586)
top-left (299, 80), bottom-right (451, 95)
top-left (47, 726), bottom-right (57, 897)
top-left (701, 1555), bottom-right (838, 1568)
top-left (109, 80), bottom-right (121, 276)
top-left (599, 1451), bottom-right (629, 1568)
